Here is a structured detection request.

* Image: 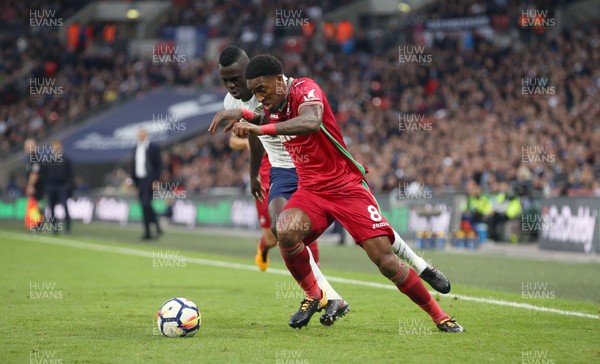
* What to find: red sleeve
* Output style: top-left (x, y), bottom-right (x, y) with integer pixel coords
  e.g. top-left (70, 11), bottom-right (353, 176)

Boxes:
top-left (291, 78), bottom-right (324, 112)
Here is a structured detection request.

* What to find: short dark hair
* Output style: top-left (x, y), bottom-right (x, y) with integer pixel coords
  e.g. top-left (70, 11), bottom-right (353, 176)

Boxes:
top-left (218, 46), bottom-right (248, 67)
top-left (245, 54), bottom-right (283, 80)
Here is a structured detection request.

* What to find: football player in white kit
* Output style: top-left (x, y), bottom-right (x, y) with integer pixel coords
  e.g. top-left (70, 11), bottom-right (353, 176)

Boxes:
top-left (221, 57), bottom-right (278, 272)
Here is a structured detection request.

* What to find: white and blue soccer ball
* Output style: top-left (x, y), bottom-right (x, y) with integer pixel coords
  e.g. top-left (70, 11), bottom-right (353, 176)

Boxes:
top-left (157, 297), bottom-right (201, 337)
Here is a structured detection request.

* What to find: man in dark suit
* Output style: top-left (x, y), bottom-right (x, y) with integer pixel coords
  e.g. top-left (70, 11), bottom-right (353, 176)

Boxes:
top-left (132, 128), bottom-right (163, 240)
top-left (44, 139), bottom-right (74, 234)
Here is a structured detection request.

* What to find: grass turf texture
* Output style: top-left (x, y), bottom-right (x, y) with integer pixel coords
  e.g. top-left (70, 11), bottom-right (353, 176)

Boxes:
top-left (0, 221), bottom-right (599, 363)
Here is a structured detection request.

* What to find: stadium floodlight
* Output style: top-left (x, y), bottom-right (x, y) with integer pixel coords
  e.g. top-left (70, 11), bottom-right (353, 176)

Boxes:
top-left (126, 6), bottom-right (140, 20)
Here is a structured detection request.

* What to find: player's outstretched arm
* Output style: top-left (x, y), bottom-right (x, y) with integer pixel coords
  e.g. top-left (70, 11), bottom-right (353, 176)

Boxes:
top-left (232, 105), bottom-right (323, 137)
top-left (269, 104), bottom-right (322, 135)
top-left (209, 109), bottom-right (261, 133)
top-left (209, 109), bottom-right (242, 133)
top-left (229, 134), bottom-right (250, 150)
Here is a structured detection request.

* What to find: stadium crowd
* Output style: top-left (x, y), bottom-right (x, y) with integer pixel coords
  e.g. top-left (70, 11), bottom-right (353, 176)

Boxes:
top-left (1, 0), bottom-right (599, 203)
top-left (160, 6), bottom-right (600, 200)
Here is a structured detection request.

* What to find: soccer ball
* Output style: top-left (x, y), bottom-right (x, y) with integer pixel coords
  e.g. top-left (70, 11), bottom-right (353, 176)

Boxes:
top-left (156, 297), bottom-right (201, 337)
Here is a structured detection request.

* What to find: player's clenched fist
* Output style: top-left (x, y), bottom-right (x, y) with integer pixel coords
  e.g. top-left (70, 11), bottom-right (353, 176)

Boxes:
top-left (232, 122), bottom-right (262, 138)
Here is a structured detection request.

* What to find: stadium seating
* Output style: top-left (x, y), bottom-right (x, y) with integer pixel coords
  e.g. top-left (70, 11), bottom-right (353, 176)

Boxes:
top-left (2, 0), bottom-right (599, 202)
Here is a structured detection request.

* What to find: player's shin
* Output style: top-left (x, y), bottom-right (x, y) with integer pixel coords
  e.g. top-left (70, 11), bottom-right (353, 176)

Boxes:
top-left (390, 261), bottom-right (449, 325)
top-left (279, 242), bottom-right (321, 299)
top-left (307, 245), bottom-right (342, 300)
top-left (392, 229), bottom-right (427, 274)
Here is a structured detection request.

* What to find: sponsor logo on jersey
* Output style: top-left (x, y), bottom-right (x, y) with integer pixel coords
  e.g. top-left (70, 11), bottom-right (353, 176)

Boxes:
top-left (372, 222), bottom-right (390, 229)
top-left (278, 135), bottom-right (298, 143)
top-left (303, 89), bottom-right (318, 102)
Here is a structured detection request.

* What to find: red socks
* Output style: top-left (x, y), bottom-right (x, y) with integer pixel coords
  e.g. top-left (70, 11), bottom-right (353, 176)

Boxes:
top-left (279, 242), bottom-right (321, 299)
top-left (395, 269), bottom-right (449, 324)
top-left (306, 240), bottom-right (319, 267)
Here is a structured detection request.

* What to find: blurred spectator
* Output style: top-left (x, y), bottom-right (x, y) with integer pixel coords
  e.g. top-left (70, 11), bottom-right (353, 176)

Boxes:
top-left (43, 139), bottom-right (73, 234)
top-left (461, 179), bottom-right (493, 234)
top-left (488, 176), bottom-right (522, 241)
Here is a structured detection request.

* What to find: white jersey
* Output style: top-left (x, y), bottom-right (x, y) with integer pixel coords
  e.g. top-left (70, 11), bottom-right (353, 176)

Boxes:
top-left (222, 93), bottom-right (295, 169)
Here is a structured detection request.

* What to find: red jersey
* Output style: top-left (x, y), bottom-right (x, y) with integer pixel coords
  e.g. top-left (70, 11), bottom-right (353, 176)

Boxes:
top-left (264, 77), bottom-right (367, 191)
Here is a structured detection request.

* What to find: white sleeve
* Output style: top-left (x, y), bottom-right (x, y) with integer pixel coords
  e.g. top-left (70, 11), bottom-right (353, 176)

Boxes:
top-left (252, 103), bottom-right (264, 115)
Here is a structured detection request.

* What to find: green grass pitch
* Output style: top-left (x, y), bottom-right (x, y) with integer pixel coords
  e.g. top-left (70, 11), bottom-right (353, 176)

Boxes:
top-left (0, 221), bottom-right (598, 363)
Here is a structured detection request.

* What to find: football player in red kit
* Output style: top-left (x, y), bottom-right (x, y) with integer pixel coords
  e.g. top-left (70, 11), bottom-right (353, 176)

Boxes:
top-left (226, 54), bottom-right (464, 332)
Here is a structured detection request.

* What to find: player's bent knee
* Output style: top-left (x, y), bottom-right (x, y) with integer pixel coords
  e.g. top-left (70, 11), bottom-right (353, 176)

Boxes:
top-left (276, 227), bottom-right (303, 247)
top-left (276, 208), bottom-right (310, 247)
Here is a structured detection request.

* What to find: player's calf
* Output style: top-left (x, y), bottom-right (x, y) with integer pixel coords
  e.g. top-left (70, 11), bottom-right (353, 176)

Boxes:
top-left (361, 236), bottom-right (404, 279)
top-left (391, 230), bottom-right (451, 293)
top-left (362, 236), bottom-right (465, 332)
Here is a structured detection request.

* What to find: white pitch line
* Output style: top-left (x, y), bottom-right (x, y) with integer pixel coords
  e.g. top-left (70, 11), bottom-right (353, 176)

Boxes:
top-left (6, 232), bottom-right (599, 320)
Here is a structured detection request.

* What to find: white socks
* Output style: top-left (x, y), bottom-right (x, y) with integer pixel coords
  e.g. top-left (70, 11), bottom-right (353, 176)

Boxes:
top-left (392, 229), bottom-right (428, 274)
top-left (303, 233), bottom-right (424, 300)
top-left (307, 247), bottom-right (342, 300)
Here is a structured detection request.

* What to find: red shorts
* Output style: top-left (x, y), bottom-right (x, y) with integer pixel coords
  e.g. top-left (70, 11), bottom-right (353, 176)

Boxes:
top-left (255, 156), bottom-right (271, 229)
top-left (282, 180), bottom-right (394, 244)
